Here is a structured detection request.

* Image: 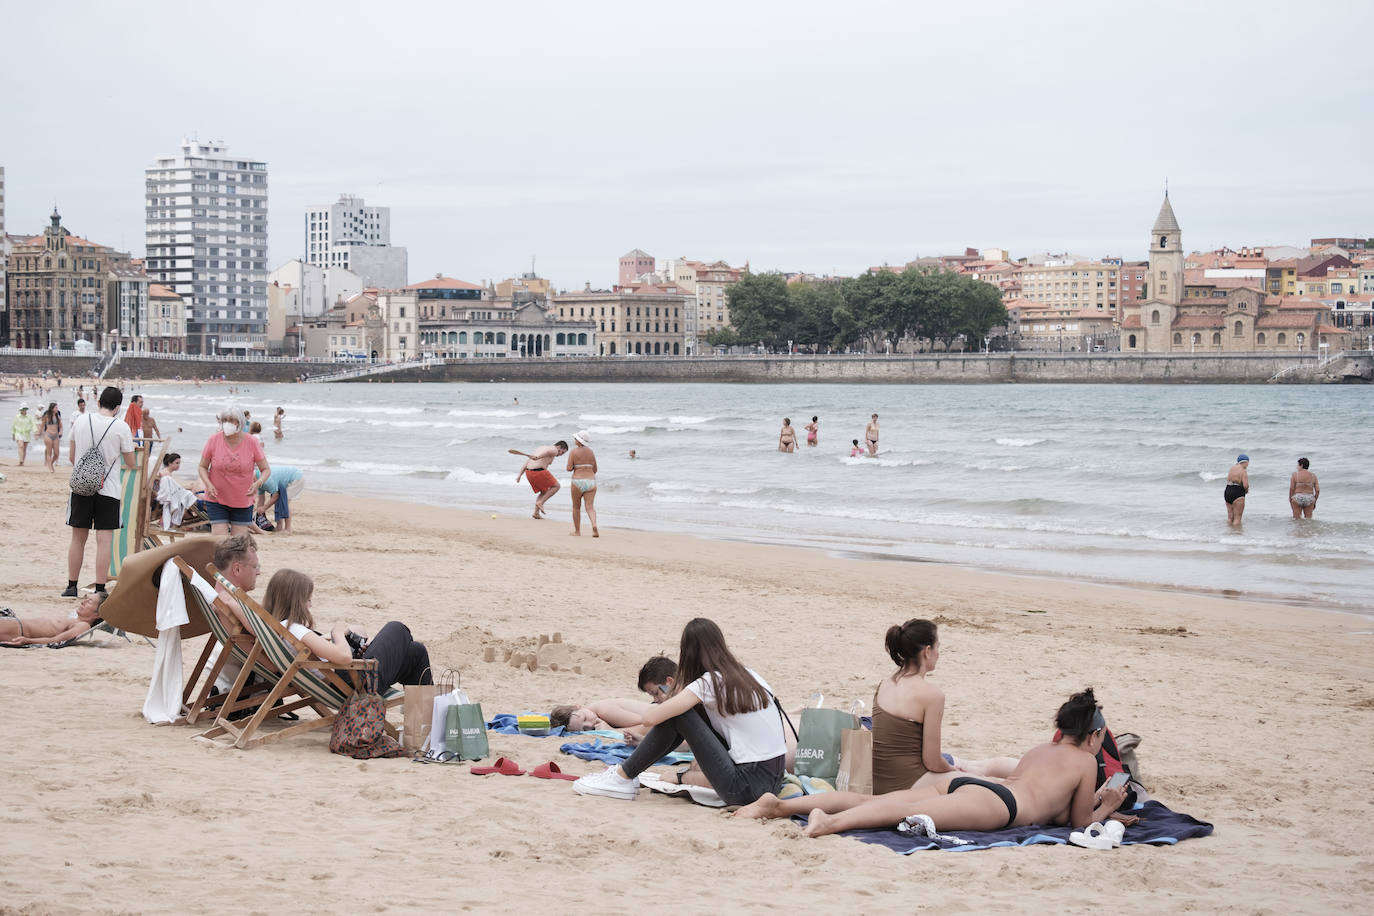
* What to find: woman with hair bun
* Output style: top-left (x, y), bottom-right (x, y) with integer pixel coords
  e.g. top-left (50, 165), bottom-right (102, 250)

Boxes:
top-left (737, 687), bottom-right (1130, 837)
top-left (871, 619), bottom-right (1016, 795)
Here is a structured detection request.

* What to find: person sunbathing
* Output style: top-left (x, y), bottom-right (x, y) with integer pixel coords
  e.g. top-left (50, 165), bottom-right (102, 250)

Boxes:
top-left (551, 699), bottom-right (653, 735)
top-left (736, 687), bottom-right (1128, 837)
top-left (1, 593), bottom-right (108, 646)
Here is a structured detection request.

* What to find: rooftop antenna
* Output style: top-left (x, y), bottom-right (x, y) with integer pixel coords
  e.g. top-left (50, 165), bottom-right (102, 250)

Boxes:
top-left (1164, 178), bottom-right (1169, 197)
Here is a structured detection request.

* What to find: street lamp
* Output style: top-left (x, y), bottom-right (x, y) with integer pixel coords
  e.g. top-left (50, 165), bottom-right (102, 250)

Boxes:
top-left (210, 336), bottom-right (217, 357)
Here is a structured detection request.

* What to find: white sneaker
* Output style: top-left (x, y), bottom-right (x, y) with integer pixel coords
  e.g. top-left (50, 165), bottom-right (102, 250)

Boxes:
top-left (573, 766), bottom-right (639, 800)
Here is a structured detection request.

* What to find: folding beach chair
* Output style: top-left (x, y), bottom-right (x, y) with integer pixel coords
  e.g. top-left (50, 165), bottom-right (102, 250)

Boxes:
top-left (173, 557), bottom-right (284, 726)
top-left (200, 564), bottom-right (402, 750)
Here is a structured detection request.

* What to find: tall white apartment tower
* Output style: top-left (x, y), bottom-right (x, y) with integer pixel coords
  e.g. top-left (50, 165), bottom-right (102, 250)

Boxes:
top-left (306, 194), bottom-right (391, 270)
top-left (144, 139), bottom-right (269, 355)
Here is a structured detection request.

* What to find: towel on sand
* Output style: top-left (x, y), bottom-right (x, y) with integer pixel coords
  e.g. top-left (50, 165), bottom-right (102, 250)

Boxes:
top-left (559, 737), bottom-right (693, 767)
top-left (797, 800), bottom-right (1212, 853)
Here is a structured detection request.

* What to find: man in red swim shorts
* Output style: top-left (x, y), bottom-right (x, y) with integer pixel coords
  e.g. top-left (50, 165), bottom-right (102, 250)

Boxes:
top-left (515, 440), bottom-right (568, 519)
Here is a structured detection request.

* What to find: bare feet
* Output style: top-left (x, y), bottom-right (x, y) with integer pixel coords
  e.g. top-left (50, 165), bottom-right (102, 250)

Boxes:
top-left (569, 530), bottom-right (580, 536)
top-left (592, 526), bottom-right (599, 538)
top-left (802, 808), bottom-right (836, 837)
top-left (733, 792), bottom-right (780, 820)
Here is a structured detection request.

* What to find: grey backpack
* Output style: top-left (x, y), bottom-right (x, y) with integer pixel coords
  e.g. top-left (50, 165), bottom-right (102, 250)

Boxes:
top-left (69, 416), bottom-right (115, 497)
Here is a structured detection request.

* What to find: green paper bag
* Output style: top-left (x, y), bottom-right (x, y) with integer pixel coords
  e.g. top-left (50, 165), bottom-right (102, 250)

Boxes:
top-left (794, 708), bottom-right (857, 780)
top-left (445, 701), bottom-right (489, 761)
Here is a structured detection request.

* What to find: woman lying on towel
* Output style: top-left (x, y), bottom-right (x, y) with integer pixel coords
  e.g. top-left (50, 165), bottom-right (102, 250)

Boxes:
top-left (736, 687), bottom-right (1129, 837)
top-left (262, 570), bottom-right (433, 690)
top-left (573, 617), bottom-right (786, 806)
top-left (873, 618), bottom-right (1019, 793)
top-left (1, 593), bottom-right (107, 647)
top-left (551, 699), bottom-right (653, 738)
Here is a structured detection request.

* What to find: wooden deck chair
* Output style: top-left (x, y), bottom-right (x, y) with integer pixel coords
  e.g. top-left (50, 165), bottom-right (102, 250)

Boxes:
top-left (143, 437), bottom-right (209, 545)
top-left (202, 564), bottom-right (402, 750)
top-left (172, 557), bottom-right (284, 726)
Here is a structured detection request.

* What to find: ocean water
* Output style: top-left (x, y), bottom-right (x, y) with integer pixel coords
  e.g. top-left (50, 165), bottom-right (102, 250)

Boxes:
top-left (90, 381), bottom-right (1374, 613)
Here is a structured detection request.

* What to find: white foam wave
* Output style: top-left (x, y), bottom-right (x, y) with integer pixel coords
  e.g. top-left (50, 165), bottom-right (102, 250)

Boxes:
top-left (996, 438), bottom-right (1044, 447)
top-left (585, 425), bottom-right (644, 435)
top-left (314, 460), bottom-right (450, 476)
top-left (445, 467), bottom-right (512, 485)
top-left (648, 481), bottom-right (760, 495)
top-left (667, 415), bottom-right (714, 425)
top-left (579, 413), bottom-right (662, 423)
top-left (1197, 471), bottom-right (1225, 481)
top-left (447, 409), bottom-right (523, 418)
top-left (538, 411), bottom-right (569, 419)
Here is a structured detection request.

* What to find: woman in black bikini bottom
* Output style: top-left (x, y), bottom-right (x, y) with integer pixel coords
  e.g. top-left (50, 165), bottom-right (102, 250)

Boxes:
top-left (945, 776), bottom-right (1017, 827)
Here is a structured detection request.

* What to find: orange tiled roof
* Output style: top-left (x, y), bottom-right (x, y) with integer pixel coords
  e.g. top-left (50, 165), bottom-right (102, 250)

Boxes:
top-left (406, 276), bottom-right (484, 290)
top-left (1120, 315), bottom-right (1142, 328)
top-left (1257, 313), bottom-right (1318, 328)
top-left (148, 284), bottom-right (182, 299)
top-left (1315, 324), bottom-right (1345, 334)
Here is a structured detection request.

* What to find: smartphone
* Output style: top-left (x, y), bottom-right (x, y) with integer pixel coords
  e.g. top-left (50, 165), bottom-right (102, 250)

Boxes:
top-left (1105, 772), bottom-right (1130, 790)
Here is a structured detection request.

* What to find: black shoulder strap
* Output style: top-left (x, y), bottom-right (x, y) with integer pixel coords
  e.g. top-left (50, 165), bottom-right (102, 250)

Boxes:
top-left (773, 694), bottom-right (799, 741)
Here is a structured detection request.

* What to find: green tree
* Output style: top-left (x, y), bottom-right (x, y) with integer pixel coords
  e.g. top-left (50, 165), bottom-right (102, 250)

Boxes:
top-left (705, 326), bottom-right (739, 348)
top-left (840, 271), bottom-right (902, 351)
top-left (725, 273), bottom-right (793, 349)
top-left (788, 281), bottom-right (843, 350)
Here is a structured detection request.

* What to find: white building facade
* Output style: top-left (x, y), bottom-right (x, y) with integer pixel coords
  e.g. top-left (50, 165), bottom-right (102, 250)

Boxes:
top-left (144, 139), bottom-right (269, 355)
top-left (305, 194), bottom-right (407, 289)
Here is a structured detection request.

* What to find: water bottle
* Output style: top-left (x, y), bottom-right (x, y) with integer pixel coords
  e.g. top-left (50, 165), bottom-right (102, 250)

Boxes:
top-left (808, 691), bottom-right (825, 709)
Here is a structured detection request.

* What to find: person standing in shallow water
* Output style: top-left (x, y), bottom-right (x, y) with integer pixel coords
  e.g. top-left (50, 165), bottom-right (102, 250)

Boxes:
top-left (865, 413), bottom-right (880, 456)
top-left (1224, 454), bottom-right (1250, 527)
top-left (778, 418), bottom-right (797, 453)
top-left (804, 416), bottom-right (819, 447)
top-left (1289, 457), bottom-right (1319, 519)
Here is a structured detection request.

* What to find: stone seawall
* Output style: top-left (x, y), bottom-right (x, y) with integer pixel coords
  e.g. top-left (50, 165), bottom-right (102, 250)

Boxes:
top-left (4, 352), bottom-right (1369, 385)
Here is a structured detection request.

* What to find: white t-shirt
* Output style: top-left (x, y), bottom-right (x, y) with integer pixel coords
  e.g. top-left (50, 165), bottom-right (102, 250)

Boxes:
top-left (70, 412), bottom-right (135, 499)
top-left (684, 668), bottom-right (786, 764)
top-left (288, 622), bottom-right (331, 662)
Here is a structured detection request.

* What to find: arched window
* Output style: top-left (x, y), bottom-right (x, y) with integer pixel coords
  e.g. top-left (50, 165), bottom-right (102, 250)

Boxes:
top-left (1151, 310), bottom-right (1161, 325)
top-left (1191, 333), bottom-right (1201, 346)
top-left (1211, 332), bottom-right (1221, 345)
top-left (673, 343), bottom-right (680, 355)
top-left (485, 332), bottom-right (495, 344)
top-left (1159, 236), bottom-right (1167, 248)
top-left (556, 333), bottom-right (566, 345)
top-left (1233, 321), bottom-right (1243, 337)
top-left (1128, 334), bottom-right (1137, 348)
top-left (1277, 333), bottom-right (1287, 345)
top-left (458, 331), bottom-right (467, 344)
top-left (609, 342), bottom-right (616, 355)
top-left (1296, 332), bottom-right (1305, 349)
top-left (496, 332), bottom-right (506, 345)
top-left (1173, 333), bottom-right (1182, 345)
top-left (654, 342), bottom-right (661, 355)
top-left (635, 342), bottom-right (642, 354)
top-left (1257, 332), bottom-right (1266, 345)
top-left (578, 333), bottom-right (587, 345)
top-left (600, 321), bottom-right (605, 331)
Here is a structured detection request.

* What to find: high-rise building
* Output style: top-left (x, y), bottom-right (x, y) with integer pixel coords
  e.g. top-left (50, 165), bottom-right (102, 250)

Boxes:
top-left (305, 194), bottom-right (407, 289)
top-left (144, 139), bottom-right (269, 355)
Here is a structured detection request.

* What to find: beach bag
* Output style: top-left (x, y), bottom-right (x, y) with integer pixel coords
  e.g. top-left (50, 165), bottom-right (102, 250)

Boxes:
top-left (794, 707), bottom-right (858, 781)
top-left (445, 699), bottom-right (489, 761)
top-left (330, 673), bottom-right (402, 759)
top-left (402, 682), bottom-right (440, 754)
top-left (835, 724), bottom-right (873, 794)
top-left (69, 416), bottom-right (114, 496)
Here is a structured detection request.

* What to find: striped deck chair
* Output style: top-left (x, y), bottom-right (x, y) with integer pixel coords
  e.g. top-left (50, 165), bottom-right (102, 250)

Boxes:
top-left (109, 443), bottom-right (150, 580)
top-left (204, 564), bottom-right (402, 750)
top-left (172, 557), bottom-right (283, 726)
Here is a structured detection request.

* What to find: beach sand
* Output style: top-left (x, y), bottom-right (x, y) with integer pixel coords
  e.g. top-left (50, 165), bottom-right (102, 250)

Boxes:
top-left (1, 456), bottom-right (1371, 914)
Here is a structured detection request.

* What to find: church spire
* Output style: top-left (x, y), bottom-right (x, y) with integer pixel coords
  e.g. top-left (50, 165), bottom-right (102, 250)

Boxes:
top-left (1153, 193), bottom-right (1180, 234)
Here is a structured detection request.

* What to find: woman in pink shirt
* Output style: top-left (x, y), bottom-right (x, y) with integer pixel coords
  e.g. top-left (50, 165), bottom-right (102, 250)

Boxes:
top-left (198, 405), bottom-right (270, 535)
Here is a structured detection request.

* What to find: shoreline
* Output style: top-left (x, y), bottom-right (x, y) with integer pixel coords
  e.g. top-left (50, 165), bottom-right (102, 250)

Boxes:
top-left (1, 459), bottom-right (1371, 911)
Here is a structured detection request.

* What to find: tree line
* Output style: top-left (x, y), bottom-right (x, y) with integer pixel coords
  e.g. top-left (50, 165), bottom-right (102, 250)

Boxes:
top-left (710, 268), bottom-right (1008, 352)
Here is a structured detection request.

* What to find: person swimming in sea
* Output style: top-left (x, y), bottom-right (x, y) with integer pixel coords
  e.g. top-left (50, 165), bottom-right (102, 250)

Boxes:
top-left (850, 439), bottom-right (865, 458)
top-left (1224, 454), bottom-right (1250, 527)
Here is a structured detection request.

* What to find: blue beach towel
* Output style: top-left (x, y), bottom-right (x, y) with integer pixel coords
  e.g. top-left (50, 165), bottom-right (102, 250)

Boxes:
top-left (559, 738), bottom-right (693, 767)
top-left (797, 801), bottom-right (1212, 854)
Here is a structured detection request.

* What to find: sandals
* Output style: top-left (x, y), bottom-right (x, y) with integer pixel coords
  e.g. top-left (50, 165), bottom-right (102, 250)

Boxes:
top-left (1069, 820), bottom-right (1124, 849)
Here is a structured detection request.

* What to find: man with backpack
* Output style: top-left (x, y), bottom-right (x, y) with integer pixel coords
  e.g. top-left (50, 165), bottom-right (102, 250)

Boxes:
top-left (63, 387), bottom-right (136, 598)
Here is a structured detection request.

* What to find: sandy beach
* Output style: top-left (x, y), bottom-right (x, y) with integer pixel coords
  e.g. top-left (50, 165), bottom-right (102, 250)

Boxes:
top-left (1, 454), bottom-right (1371, 915)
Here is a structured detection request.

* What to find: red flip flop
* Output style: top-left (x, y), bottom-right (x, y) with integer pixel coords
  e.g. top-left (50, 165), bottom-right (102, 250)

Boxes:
top-left (530, 761), bottom-right (578, 781)
top-left (470, 757), bottom-right (525, 776)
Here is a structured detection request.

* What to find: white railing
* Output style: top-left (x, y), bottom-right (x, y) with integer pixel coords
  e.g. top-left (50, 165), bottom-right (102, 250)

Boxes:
top-left (303, 356), bottom-right (443, 383)
top-left (1269, 350), bottom-right (1344, 383)
top-left (96, 348), bottom-right (123, 379)
top-left (0, 346), bottom-right (102, 358)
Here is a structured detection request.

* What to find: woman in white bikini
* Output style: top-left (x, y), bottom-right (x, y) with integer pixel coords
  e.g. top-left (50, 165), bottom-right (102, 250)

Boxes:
top-left (1289, 457), bottom-right (1319, 519)
top-left (566, 429), bottom-right (598, 537)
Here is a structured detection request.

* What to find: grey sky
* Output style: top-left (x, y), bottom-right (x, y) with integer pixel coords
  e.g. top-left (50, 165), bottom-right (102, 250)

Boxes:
top-left (3, 0), bottom-right (1369, 288)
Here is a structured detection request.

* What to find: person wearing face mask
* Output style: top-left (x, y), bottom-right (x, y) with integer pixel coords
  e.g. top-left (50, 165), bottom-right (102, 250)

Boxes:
top-left (198, 405), bottom-right (270, 536)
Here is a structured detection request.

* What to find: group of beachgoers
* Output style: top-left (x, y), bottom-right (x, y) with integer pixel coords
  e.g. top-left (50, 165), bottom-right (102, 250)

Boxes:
top-left (778, 413), bottom-right (883, 457)
top-left (1223, 454), bottom-right (1321, 525)
top-left (556, 616), bottom-right (1132, 839)
top-left (513, 431), bottom-right (599, 536)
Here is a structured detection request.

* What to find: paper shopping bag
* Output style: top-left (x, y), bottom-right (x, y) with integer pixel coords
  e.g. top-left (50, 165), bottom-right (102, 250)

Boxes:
top-left (835, 726), bottom-right (873, 794)
top-left (402, 683), bottom-right (440, 753)
top-left (794, 708), bottom-right (857, 781)
top-left (445, 701), bottom-right (489, 761)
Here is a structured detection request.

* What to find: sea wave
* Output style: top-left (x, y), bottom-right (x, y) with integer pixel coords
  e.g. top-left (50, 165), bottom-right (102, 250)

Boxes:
top-left (996, 437), bottom-right (1044, 447)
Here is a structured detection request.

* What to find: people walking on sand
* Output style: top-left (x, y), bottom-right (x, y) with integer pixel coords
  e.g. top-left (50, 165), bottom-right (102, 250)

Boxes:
top-left (64, 387), bottom-right (136, 598)
top-left (198, 405), bottom-right (271, 536)
top-left (850, 439), bottom-right (866, 458)
top-left (866, 413), bottom-right (880, 456)
top-left (1224, 454), bottom-right (1250, 527)
top-left (40, 401), bottom-right (63, 472)
top-left (273, 407), bottom-right (285, 440)
top-left (1289, 457), bottom-right (1319, 519)
top-left (566, 430), bottom-right (599, 537)
top-left (514, 440), bottom-right (568, 519)
top-left (778, 418), bottom-right (797, 453)
top-left (11, 403), bottom-right (35, 465)
top-left (805, 416), bottom-right (819, 447)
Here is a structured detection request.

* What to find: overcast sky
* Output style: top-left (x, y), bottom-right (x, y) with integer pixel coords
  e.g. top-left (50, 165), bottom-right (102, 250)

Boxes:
top-left (3, 0), bottom-right (1369, 288)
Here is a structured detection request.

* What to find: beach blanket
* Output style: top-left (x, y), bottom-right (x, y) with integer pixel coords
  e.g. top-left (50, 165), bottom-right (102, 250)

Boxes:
top-left (559, 738), bottom-right (693, 767)
top-left (485, 713), bottom-right (629, 740)
top-left (798, 801), bottom-right (1211, 853)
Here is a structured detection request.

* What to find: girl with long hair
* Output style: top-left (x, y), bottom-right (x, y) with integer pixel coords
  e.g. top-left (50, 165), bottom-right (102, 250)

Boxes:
top-left (40, 401), bottom-right (62, 471)
top-left (573, 617), bottom-right (786, 805)
top-left (262, 569), bottom-right (433, 690)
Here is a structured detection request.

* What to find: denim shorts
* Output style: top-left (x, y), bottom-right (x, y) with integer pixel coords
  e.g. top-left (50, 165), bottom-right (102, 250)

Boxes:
top-left (204, 501), bottom-right (253, 525)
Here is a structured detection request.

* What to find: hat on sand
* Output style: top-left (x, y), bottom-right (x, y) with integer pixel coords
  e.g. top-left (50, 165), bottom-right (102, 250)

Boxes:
top-left (1237, 454), bottom-right (1250, 463)
top-left (574, 430), bottom-right (591, 446)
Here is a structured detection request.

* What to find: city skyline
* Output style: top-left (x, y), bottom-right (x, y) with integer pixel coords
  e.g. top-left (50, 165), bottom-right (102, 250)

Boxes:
top-left (2, 0), bottom-right (1370, 288)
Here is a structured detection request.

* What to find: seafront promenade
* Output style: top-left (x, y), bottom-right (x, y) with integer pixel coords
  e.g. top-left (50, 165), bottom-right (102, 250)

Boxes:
top-left (2, 349), bottom-right (1371, 385)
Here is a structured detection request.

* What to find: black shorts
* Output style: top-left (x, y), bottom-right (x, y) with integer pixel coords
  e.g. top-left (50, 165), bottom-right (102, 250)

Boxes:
top-left (67, 492), bottom-right (122, 530)
top-left (1224, 483), bottom-right (1247, 505)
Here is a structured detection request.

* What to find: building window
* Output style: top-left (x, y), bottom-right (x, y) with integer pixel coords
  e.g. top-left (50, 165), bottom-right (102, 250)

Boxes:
top-left (1128, 334), bottom-right (1137, 348)
top-left (1173, 333), bottom-right (1182, 345)
top-left (1212, 332), bottom-right (1221, 345)
top-left (1234, 321), bottom-right (1244, 337)
top-left (1278, 333), bottom-right (1287, 345)
top-left (1257, 332), bottom-right (1266, 345)
top-left (1151, 310), bottom-right (1161, 325)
